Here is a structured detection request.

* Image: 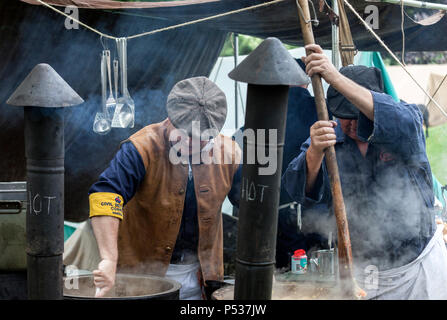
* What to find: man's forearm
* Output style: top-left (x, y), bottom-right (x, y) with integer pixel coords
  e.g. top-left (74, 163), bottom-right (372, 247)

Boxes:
top-left (305, 146), bottom-right (324, 195)
top-left (91, 216), bottom-right (120, 262)
top-left (330, 75), bottom-right (374, 121)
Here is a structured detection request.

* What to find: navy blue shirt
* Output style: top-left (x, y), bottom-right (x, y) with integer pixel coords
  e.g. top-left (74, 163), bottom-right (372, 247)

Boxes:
top-left (89, 141), bottom-right (242, 264)
top-left (280, 86), bottom-right (320, 205)
top-left (282, 91), bottom-right (436, 270)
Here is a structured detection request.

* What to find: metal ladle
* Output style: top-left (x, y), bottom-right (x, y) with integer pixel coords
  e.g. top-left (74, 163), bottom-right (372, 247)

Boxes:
top-left (93, 51), bottom-right (111, 135)
top-left (114, 37), bottom-right (134, 128)
top-left (114, 58), bottom-right (119, 102)
top-left (105, 50), bottom-right (116, 111)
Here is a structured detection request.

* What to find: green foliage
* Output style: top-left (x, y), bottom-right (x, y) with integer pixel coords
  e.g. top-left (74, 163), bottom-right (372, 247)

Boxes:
top-left (382, 51), bottom-right (447, 65)
top-left (220, 33), bottom-right (296, 57)
top-left (426, 123), bottom-right (447, 185)
top-left (221, 34), bottom-right (260, 57)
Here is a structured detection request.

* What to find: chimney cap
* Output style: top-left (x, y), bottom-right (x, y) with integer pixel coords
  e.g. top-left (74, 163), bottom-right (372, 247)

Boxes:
top-left (228, 37), bottom-right (310, 86)
top-left (7, 63), bottom-right (84, 108)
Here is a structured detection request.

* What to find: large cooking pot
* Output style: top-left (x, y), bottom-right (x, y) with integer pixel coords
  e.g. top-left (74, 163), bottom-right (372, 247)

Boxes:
top-left (64, 274), bottom-right (181, 300)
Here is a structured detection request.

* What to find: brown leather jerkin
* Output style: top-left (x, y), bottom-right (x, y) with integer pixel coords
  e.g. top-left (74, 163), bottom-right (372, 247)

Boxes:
top-left (117, 118), bottom-right (240, 282)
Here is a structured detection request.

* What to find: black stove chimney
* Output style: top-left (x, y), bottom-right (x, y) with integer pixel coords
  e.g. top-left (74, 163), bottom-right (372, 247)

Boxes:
top-left (229, 37), bottom-right (310, 300)
top-left (7, 63), bottom-right (84, 299)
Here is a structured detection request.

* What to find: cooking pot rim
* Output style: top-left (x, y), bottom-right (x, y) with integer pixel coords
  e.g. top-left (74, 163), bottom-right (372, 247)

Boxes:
top-left (63, 273), bottom-right (182, 300)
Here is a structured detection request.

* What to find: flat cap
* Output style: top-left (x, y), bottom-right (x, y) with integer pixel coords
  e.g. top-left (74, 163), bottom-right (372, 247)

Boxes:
top-left (327, 65), bottom-right (384, 119)
top-left (167, 77), bottom-right (227, 139)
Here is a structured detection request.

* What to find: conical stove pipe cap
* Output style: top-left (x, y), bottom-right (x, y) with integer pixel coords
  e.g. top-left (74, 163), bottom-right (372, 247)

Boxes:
top-left (7, 63), bottom-right (84, 108)
top-left (228, 37), bottom-right (310, 86)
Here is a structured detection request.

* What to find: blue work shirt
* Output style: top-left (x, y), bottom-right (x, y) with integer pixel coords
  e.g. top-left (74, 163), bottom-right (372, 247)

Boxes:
top-left (280, 87), bottom-right (320, 204)
top-left (282, 91), bottom-right (436, 270)
top-left (89, 141), bottom-right (242, 264)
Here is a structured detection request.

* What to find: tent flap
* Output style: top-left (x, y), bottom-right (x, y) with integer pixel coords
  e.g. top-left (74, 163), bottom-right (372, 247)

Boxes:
top-left (21, 0), bottom-right (447, 51)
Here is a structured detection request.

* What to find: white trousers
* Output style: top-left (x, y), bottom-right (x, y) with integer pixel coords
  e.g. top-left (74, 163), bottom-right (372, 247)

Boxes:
top-left (165, 262), bottom-right (202, 300)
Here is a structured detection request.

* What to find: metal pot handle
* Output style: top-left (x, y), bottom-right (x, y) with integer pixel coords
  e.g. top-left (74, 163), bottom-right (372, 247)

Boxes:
top-left (0, 201), bottom-right (22, 214)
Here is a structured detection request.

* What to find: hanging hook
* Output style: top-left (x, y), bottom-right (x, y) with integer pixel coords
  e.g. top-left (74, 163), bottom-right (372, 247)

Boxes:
top-left (114, 38), bottom-right (120, 60)
top-left (100, 35), bottom-right (108, 51)
top-left (296, 0), bottom-right (320, 27)
top-left (114, 37), bottom-right (122, 62)
top-left (308, 0), bottom-right (319, 27)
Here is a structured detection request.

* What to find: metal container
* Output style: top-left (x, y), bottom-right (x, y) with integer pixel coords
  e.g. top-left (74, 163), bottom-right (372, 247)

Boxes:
top-left (0, 182), bottom-right (27, 271)
top-left (309, 249), bottom-right (336, 276)
top-left (63, 274), bottom-right (181, 300)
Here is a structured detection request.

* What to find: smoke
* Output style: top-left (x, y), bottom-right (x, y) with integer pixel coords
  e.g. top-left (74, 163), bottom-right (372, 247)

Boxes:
top-left (344, 158), bottom-right (428, 269)
top-left (285, 130), bottom-right (436, 297)
top-left (275, 112), bottom-right (435, 298)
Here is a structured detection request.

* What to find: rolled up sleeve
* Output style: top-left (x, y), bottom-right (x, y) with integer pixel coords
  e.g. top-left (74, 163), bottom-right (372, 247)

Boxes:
top-left (282, 138), bottom-right (330, 207)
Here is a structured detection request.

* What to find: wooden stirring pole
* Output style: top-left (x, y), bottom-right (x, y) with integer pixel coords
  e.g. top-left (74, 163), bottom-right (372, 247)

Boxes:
top-left (296, 0), bottom-right (363, 298)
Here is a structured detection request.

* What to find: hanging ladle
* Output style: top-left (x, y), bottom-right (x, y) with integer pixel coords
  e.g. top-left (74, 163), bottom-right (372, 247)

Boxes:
top-left (115, 37), bottom-right (134, 128)
top-left (105, 50), bottom-right (116, 111)
top-left (114, 58), bottom-right (119, 102)
top-left (93, 51), bottom-right (111, 135)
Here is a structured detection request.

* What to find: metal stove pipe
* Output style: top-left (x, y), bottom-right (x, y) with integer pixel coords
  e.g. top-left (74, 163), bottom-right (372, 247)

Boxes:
top-left (234, 84), bottom-right (288, 299)
top-left (7, 64), bottom-right (84, 299)
top-left (228, 38), bottom-right (310, 300)
top-left (25, 106), bottom-right (65, 300)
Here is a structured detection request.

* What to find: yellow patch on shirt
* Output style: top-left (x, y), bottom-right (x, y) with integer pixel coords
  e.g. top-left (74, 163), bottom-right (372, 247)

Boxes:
top-left (89, 192), bottom-right (124, 220)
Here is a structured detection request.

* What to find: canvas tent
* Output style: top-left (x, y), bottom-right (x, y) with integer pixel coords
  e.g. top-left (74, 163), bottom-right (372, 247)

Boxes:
top-left (1, 0), bottom-right (447, 221)
top-left (426, 72), bottom-right (447, 127)
top-left (21, 0), bottom-right (447, 51)
top-left (386, 64), bottom-right (447, 127)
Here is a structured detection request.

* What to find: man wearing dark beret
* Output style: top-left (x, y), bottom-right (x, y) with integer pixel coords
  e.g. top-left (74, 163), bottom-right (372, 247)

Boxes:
top-left (282, 44), bottom-right (447, 299)
top-left (88, 77), bottom-right (242, 299)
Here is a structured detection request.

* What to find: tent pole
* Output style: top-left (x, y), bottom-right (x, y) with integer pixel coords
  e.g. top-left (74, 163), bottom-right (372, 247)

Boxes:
top-left (234, 33), bottom-right (239, 129)
top-left (332, 0), bottom-right (340, 69)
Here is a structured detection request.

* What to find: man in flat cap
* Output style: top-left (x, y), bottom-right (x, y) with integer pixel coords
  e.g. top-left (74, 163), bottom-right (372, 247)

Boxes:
top-left (283, 44), bottom-right (447, 299)
top-left (89, 77), bottom-right (242, 299)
